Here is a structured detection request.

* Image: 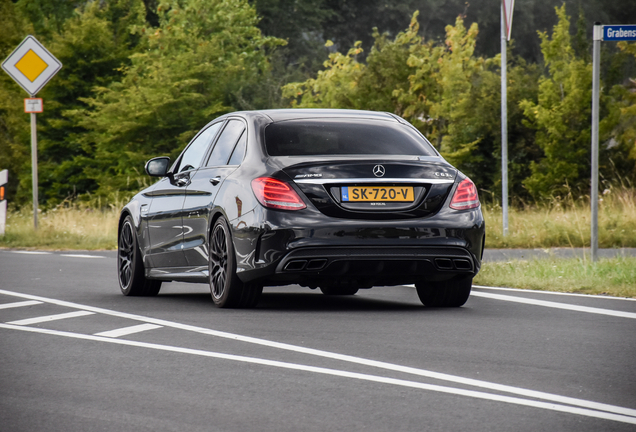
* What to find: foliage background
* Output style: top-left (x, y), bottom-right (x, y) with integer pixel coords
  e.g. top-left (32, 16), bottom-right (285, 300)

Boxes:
top-left (1, 0), bottom-right (636, 208)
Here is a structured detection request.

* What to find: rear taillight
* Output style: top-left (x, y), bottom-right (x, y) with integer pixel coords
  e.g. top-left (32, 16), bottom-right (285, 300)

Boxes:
top-left (450, 178), bottom-right (480, 210)
top-left (251, 177), bottom-right (307, 210)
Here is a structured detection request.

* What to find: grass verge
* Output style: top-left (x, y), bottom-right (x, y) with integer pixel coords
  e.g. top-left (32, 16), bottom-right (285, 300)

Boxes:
top-left (475, 257), bottom-right (636, 298)
top-left (3, 189), bottom-right (636, 250)
top-left (0, 206), bottom-right (119, 250)
top-left (482, 187), bottom-right (636, 248)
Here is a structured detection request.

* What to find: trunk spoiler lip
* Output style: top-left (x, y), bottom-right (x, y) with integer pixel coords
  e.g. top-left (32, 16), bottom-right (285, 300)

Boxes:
top-left (294, 177), bottom-right (454, 185)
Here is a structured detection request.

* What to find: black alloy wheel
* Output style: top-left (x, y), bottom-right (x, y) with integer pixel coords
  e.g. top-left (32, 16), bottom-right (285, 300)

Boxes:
top-left (415, 275), bottom-right (472, 307)
top-left (209, 216), bottom-right (262, 308)
top-left (118, 215), bottom-right (161, 296)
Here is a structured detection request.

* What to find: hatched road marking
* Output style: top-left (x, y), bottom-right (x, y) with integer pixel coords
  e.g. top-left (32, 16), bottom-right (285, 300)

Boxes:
top-left (8, 310), bottom-right (94, 325)
top-left (94, 323), bottom-right (162, 338)
top-left (1, 321), bottom-right (635, 426)
top-left (0, 300), bottom-right (42, 309)
top-left (0, 288), bottom-right (635, 425)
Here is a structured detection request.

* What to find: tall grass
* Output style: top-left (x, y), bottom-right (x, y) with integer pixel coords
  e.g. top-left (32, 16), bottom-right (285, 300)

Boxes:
top-left (0, 204), bottom-right (120, 250)
top-left (483, 187), bottom-right (636, 248)
top-left (1, 187), bottom-right (636, 251)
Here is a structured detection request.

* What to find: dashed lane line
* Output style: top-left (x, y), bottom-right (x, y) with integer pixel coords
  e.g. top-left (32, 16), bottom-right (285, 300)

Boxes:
top-left (7, 310), bottom-right (95, 326)
top-left (60, 254), bottom-right (105, 259)
top-left (474, 285), bottom-right (636, 301)
top-left (10, 251), bottom-right (51, 255)
top-left (94, 323), bottom-right (163, 338)
top-left (1, 322), bottom-right (635, 426)
top-left (0, 288), bottom-right (635, 420)
top-left (470, 291), bottom-right (636, 319)
top-left (0, 300), bottom-right (42, 309)
top-left (5, 251), bottom-right (105, 258)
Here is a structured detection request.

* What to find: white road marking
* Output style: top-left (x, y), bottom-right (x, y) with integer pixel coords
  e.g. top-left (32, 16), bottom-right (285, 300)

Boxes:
top-left (1, 322), bottom-right (635, 425)
top-left (471, 291), bottom-right (636, 319)
top-left (0, 289), bottom-right (634, 419)
top-left (10, 251), bottom-right (51, 255)
top-left (474, 285), bottom-right (636, 301)
top-left (7, 310), bottom-right (95, 325)
top-left (94, 323), bottom-right (162, 338)
top-left (60, 254), bottom-right (105, 259)
top-left (0, 300), bottom-right (42, 309)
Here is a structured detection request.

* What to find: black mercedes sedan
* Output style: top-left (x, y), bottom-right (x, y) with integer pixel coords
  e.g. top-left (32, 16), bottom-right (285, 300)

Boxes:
top-left (117, 109), bottom-right (485, 308)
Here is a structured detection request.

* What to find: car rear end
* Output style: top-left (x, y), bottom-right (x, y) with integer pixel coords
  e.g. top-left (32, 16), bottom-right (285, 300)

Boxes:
top-left (240, 111), bottom-right (485, 292)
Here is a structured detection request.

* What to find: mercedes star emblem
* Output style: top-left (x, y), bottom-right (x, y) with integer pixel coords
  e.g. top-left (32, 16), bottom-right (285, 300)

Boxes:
top-left (373, 165), bottom-right (386, 177)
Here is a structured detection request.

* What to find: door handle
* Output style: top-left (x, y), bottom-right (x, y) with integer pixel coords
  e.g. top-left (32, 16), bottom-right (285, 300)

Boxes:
top-left (209, 176), bottom-right (222, 186)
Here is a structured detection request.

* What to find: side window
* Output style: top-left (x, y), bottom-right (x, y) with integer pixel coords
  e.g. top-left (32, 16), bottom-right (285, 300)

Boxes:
top-left (206, 120), bottom-right (245, 167)
top-left (176, 122), bottom-right (223, 172)
top-left (227, 131), bottom-right (246, 166)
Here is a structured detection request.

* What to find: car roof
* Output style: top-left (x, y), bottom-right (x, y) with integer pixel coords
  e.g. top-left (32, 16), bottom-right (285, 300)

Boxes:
top-left (251, 109), bottom-right (400, 123)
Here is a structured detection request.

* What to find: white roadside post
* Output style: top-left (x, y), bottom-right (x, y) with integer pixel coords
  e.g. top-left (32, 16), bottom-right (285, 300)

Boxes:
top-left (591, 24), bottom-right (636, 262)
top-left (1, 35), bottom-right (62, 230)
top-left (0, 170), bottom-right (7, 236)
top-left (501, 0), bottom-right (514, 237)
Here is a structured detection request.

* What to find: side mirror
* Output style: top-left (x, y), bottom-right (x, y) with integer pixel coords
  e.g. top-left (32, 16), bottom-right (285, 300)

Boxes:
top-left (145, 157), bottom-right (171, 177)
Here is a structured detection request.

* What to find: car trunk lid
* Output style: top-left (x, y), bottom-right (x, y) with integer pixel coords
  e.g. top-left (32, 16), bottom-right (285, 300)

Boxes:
top-left (279, 157), bottom-right (457, 219)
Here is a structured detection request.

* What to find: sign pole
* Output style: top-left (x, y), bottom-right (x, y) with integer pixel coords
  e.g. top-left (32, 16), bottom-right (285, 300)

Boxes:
top-left (591, 24), bottom-right (602, 263)
top-left (30, 112), bottom-right (39, 229)
top-left (24, 98), bottom-right (43, 229)
top-left (501, 2), bottom-right (509, 237)
top-left (2, 35), bottom-right (63, 230)
top-left (590, 24), bottom-right (636, 262)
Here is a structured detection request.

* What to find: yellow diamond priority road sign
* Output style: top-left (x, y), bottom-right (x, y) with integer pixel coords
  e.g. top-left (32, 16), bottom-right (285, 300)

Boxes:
top-left (2, 35), bottom-right (62, 96)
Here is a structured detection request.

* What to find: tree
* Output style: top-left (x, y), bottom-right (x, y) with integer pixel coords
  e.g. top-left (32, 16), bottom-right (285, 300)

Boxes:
top-left (284, 12), bottom-right (544, 200)
top-left (0, 0), bottom-right (148, 205)
top-left (430, 17), bottom-right (483, 168)
top-left (250, 0), bottom-right (332, 68)
top-left (283, 12), bottom-right (420, 111)
top-left (282, 40), bottom-right (365, 109)
top-left (602, 41), bottom-right (636, 186)
top-left (14, 0), bottom-right (81, 36)
top-left (34, 0), bottom-right (147, 204)
top-left (520, 5), bottom-right (592, 199)
top-left (79, 0), bottom-right (283, 199)
top-left (0, 0), bottom-right (32, 204)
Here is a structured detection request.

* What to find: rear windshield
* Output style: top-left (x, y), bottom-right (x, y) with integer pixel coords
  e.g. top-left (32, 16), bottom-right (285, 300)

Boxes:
top-left (264, 119), bottom-right (437, 157)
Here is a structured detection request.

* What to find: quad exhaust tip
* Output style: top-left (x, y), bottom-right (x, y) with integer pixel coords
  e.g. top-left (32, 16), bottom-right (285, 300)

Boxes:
top-left (284, 259), bottom-right (327, 272)
top-left (283, 257), bottom-right (472, 272)
top-left (434, 258), bottom-right (472, 271)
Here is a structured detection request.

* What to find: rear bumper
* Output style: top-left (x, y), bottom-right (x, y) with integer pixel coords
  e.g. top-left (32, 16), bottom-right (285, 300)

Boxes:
top-left (232, 204), bottom-right (485, 288)
top-left (270, 245), bottom-right (477, 288)
top-left (278, 245), bottom-right (475, 273)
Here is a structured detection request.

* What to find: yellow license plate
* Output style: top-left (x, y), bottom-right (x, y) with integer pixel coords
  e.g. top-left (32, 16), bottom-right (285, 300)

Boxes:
top-left (341, 186), bottom-right (414, 202)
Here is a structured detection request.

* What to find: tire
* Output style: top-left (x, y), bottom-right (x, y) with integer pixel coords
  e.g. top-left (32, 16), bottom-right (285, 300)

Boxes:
top-left (118, 215), bottom-right (161, 296)
top-left (319, 286), bottom-right (359, 296)
top-left (415, 275), bottom-right (472, 307)
top-left (209, 216), bottom-right (262, 308)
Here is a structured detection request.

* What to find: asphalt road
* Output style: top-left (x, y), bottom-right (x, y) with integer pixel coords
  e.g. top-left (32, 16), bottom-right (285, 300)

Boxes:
top-left (1, 249), bottom-right (635, 431)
